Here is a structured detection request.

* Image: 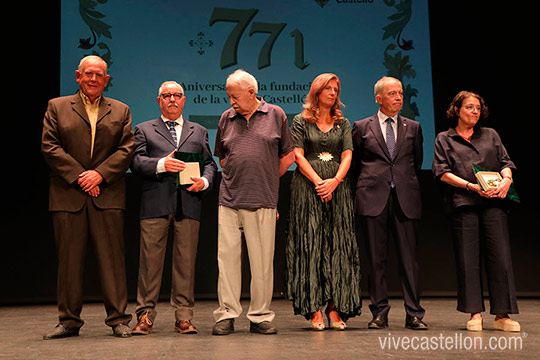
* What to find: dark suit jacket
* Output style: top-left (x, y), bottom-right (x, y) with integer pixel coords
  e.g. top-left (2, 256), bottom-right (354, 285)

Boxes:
top-left (41, 92), bottom-right (134, 212)
top-left (131, 117), bottom-right (217, 221)
top-left (352, 114), bottom-right (423, 220)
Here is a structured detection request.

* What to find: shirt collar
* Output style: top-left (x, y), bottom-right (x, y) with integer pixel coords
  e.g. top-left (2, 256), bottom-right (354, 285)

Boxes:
top-left (79, 91), bottom-right (101, 107)
top-left (226, 97), bottom-right (268, 120)
top-left (448, 126), bottom-right (483, 141)
top-left (377, 110), bottom-right (397, 125)
top-left (161, 114), bottom-right (184, 126)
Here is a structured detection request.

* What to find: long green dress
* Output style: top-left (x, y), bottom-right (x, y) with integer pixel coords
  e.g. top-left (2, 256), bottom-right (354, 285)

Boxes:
top-left (285, 114), bottom-right (362, 320)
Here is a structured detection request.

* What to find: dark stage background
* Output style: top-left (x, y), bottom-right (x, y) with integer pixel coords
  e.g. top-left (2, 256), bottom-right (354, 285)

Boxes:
top-left (4, 1), bottom-right (537, 305)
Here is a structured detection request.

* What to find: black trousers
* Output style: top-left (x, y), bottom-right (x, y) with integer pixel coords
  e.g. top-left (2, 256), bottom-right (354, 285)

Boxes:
top-left (451, 205), bottom-right (519, 315)
top-left (361, 189), bottom-right (425, 319)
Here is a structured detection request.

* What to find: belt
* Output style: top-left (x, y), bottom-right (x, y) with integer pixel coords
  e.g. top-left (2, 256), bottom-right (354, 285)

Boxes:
top-left (304, 151), bottom-right (340, 163)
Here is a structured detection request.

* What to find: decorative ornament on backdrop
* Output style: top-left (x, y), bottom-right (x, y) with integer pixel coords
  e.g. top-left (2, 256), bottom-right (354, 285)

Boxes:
top-left (315, 0), bottom-right (329, 8)
top-left (189, 32), bottom-right (215, 55)
top-left (382, 0), bottom-right (419, 120)
top-left (77, 0), bottom-right (114, 90)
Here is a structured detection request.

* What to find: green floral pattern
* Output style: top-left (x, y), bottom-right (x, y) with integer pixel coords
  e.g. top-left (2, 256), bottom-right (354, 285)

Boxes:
top-left (77, 0), bottom-right (113, 89)
top-left (382, 0), bottom-right (419, 120)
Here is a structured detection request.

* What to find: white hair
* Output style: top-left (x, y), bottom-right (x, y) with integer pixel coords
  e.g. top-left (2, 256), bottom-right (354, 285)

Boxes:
top-left (374, 76), bottom-right (401, 97)
top-left (78, 55), bottom-right (108, 74)
top-left (158, 81), bottom-right (183, 96)
top-left (226, 69), bottom-right (258, 93)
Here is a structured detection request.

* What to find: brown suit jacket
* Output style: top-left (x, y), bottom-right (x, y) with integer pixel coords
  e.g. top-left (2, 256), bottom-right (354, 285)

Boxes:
top-left (41, 92), bottom-right (134, 212)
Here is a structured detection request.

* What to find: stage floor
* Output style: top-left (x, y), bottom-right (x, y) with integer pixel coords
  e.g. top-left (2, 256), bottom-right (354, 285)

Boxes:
top-left (1, 298), bottom-right (538, 359)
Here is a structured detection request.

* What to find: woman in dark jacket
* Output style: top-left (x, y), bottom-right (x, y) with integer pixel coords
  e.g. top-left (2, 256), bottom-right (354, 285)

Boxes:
top-left (432, 91), bottom-right (520, 332)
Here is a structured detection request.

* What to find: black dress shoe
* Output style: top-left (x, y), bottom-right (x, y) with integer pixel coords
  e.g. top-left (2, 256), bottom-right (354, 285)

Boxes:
top-left (405, 316), bottom-right (428, 330)
top-left (368, 315), bottom-right (388, 329)
top-left (43, 324), bottom-right (80, 340)
top-left (212, 319), bottom-right (234, 335)
top-left (250, 321), bottom-right (277, 334)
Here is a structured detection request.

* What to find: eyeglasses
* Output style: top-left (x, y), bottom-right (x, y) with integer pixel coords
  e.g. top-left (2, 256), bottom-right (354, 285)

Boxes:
top-left (462, 104), bottom-right (481, 112)
top-left (161, 93), bottom-right (184, 100)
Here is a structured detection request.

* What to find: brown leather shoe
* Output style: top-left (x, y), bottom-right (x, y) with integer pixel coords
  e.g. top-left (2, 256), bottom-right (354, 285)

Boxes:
top-left (174, 320), bottom-right (198, 334)
top-left (132, 311), bottom-right (153, 335)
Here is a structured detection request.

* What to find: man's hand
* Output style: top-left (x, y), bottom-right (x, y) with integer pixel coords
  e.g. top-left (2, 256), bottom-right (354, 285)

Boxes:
top-left (186, 177), bottom-right (205, 192)
top-left (87, 186), bottom-right (100, 197)
top-left (78, 170), bottom-right (103, 195)
top-left (164, 151), bottom-right (186, 173)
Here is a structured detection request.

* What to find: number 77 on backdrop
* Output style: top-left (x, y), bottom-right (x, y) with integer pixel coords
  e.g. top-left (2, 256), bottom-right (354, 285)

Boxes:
top-left (209, 7), bottom-right (310, 70)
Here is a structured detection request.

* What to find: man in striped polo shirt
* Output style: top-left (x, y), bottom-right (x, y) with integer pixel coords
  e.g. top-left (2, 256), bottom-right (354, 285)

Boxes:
top-left (212, 69), bottom-right (294, 335)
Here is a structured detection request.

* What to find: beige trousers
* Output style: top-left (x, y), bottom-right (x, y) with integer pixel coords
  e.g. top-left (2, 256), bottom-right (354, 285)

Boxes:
top-left (213, 206), bottom-right (276, 324)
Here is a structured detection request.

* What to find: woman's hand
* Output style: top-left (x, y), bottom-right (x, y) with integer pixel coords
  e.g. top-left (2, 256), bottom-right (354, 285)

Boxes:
top-left (469, 183), bottom-right (493, 198)
top-left (315, 177), bottom-right (340, 202)
top-left (321, 193), bottom-right (332, 203)
top-left (492, 177), bottom-right (512, 199)
top-left (469, 179), bottom-right (511, 199)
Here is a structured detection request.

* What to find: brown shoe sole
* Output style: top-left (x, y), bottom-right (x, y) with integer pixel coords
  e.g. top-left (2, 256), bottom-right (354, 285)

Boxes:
top-left (174, 326), bottom-right (198, 334)
top-left (132, 327), bottom-right (153, 335)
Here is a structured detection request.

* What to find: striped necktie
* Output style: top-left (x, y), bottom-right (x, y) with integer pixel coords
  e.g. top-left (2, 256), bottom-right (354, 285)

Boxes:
top-left (166, 121), bottom-right (178, 145)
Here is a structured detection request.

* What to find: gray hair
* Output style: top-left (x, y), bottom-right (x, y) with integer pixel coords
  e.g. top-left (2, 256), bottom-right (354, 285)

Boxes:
top-left (374, 76), bottom-right (401, 97)
top-left (226, 69), bottom-right (258, 93)
top-left (158, 81), bottom-right (184, 96)
top-left (78, 55), bottom-right (108, 75)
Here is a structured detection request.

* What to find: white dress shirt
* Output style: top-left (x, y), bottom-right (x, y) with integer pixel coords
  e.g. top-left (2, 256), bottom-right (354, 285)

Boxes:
top-left (377, 110), bottom-right (398, 143)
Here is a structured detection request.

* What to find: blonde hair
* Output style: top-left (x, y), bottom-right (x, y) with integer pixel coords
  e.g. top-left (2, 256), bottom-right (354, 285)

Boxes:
top-left (301, 73), bottom-right (344, 123)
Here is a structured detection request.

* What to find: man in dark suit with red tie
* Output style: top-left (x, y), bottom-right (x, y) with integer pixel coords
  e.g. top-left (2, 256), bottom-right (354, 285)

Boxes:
top-left (352, 76), bottom-right (427, 330)
top-left (130, 81), bottom-right (216, 335)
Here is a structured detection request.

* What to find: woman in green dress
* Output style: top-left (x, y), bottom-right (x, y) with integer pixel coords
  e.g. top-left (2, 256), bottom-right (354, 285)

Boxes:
top-left (285, 73), bottom-right (362, 330)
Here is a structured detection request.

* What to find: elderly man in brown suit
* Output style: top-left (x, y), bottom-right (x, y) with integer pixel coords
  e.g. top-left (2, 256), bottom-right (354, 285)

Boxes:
top-left (41, 55), bottom-right (134, 339)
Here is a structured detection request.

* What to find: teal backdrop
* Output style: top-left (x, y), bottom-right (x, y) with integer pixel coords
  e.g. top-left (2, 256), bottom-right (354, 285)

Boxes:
top-left (60, 0), bottom-right (435, 168)
top-left (4, 1), bottom-right (538, 305)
